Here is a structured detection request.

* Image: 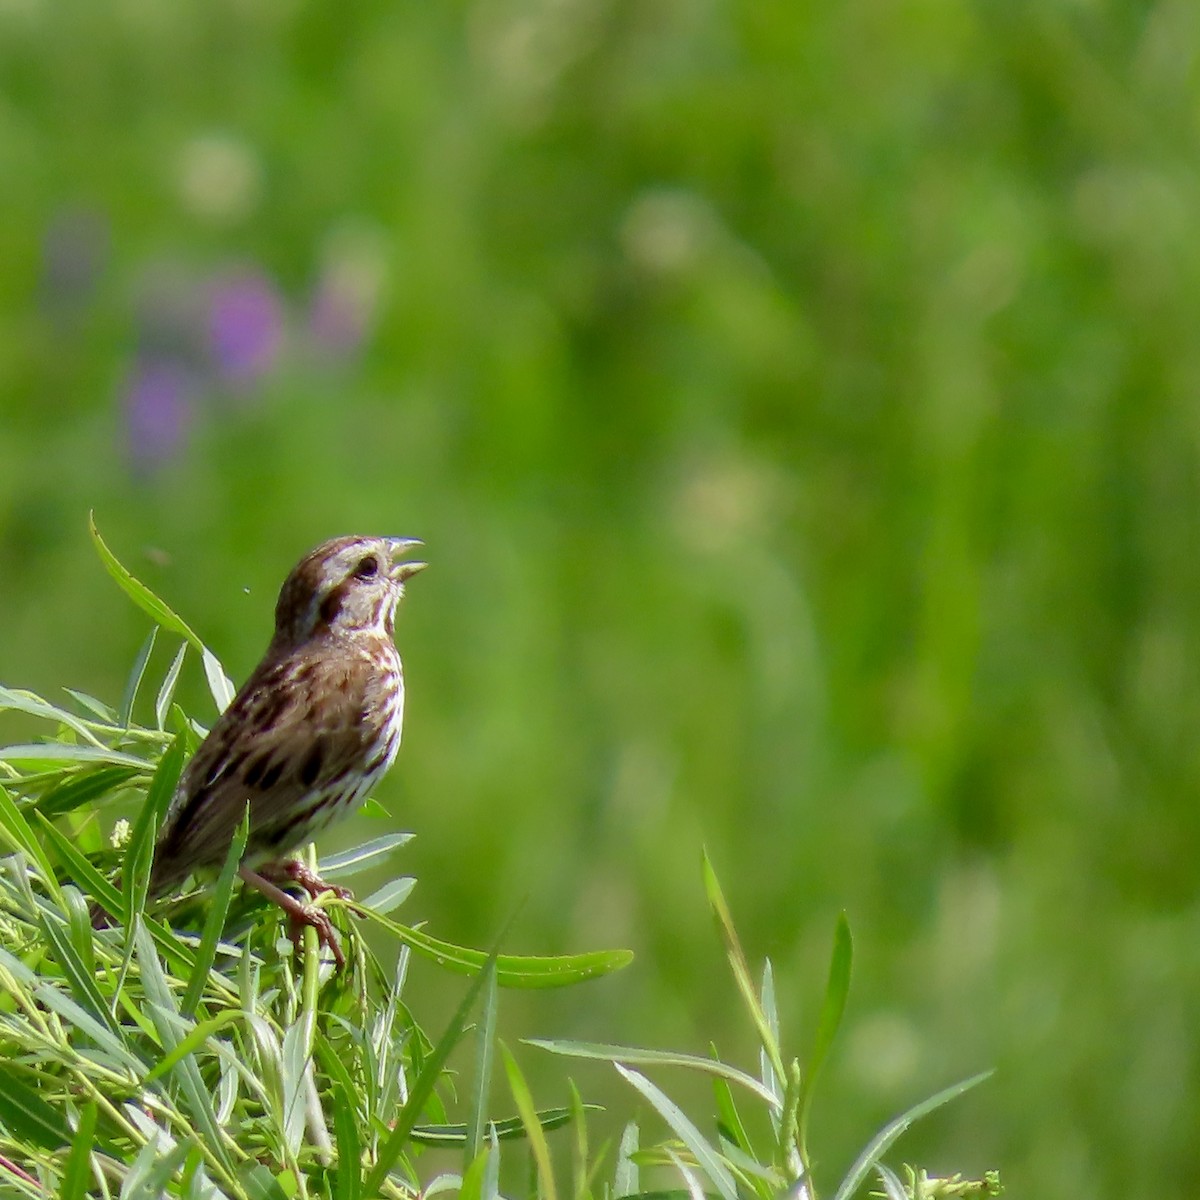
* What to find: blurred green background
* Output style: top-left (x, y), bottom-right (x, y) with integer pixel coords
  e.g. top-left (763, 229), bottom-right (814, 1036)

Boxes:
top-left (3, 0), bottom-right (1199, 1194)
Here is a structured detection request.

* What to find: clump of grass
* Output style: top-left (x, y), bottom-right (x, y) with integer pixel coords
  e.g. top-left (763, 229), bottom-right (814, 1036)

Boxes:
top-left (0, 526), bottom-right (999, 1198)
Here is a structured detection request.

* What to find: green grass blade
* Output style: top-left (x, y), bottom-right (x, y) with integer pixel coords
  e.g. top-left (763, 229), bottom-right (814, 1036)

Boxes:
top-left (363, 951), bottom-right (498, 1195)
top-left (59, 1101), bottom-right (99, 1200)
top-left (0, 783), bottom-right (66, 907)
top-left (121, 627), bottom-right (158, 728)
top-left (663, 1145), bottom-right (706, 1200)
top-left (357, 909), bottom-right (633, 988)
top-left (181, 804), bottom-right (249, 1018)
top-left (614, 1064), bottom-right (738, 1200)
top-left (90, 515), bottom-right (204, 650)
top-left (798, 912), bottom-right (852, 1165)
top-left (412, 1108), bottom-right (592, 1145)
top-left (502, 1042), bottom-right (558, 1200)
top-left (36, 810), bottom-right (123, 914)
top-left (134, 922), bottom-right (239, 1179)
top-left (0, 1064), bottom-right (73, 1150)
top-left (201, 647), bottom-right (236, 713)
top-left (141, 1010), bottom-right (244, 1085)
top-left (874, 1164), bottom-right (908, 1200)
top-left (528, 1040), bottom-right (779, 1109)
top-left (124, 731), bottom-right (185, 930)
top-left (830, 1071), bottom-right (994, 1200)
top-left (318, 833), bottom-right (414, 879)
top-left (0, 685), bottom-right (109, 748)
top-left (36, 906), bottom-right (122, 1037)
top-left (465, 950), bottom-right (500, 1165)
top-left (701, 850), bottom-right (785, 1086)
top-left (0, 743), bottom-right (150, 768)
top-left (712, 1068), bottom-right (766, 1194)
top-left (35, 765), bottom-right (140, 818)
top-left (614, 1121), bottom-right (639, 1198)
top-left (358, 876), bottom-right (416, 915)
top-left (331, 1072), bottom-right (363, 1200)
top-left (156, 642), bottom-right (188, 730)
top-left (62, 688), bottom-right (118, 722)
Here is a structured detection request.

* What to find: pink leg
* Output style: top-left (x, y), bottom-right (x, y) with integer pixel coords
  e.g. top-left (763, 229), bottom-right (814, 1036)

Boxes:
top-left (239, 864), bottom-right (347, 970)
top-left (257, 859), bottom-right (354, 903)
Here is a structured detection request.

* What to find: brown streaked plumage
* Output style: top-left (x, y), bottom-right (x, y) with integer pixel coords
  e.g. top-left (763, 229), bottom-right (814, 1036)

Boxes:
top-left (150, 534), bottom-right (426, 967)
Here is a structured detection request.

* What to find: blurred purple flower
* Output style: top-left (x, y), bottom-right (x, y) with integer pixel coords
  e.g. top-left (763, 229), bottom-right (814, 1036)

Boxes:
top-left (123, 357), bottom-right (195, 472)
top-left (207, 269), bottom-right (284, 386)
top-left (41, 207), bottom-right (109, 316)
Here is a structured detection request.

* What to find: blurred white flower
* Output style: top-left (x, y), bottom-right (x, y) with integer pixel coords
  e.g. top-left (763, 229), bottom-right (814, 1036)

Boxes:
top-left (176, 132), bottom-right (263, 224)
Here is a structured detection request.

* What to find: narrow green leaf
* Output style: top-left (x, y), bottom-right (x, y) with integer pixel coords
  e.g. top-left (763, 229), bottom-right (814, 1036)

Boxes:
top-left (465, 953), bottom-right (500, 1165)
top-left (0, 685), bottom-right (108, 748)
top-left (568, 1080), bottom-right (590, 1200)
top-left (331, 1072), bottom-right (362, 1200)
top-left (702, 850), bottom-right (785, 1087)
top-left (121, 627), bottom-right (158, 727)
top-left (412, 1108), bottom-right (592, 1146)
top-left (0, 1064), bottom-right (73, 1150)
top-left (36, 810), bottom-right (123, 915)
top-left (798, 913), bottom-right (853, 1163)
top-left (35, 765), bottom-right (140, 818)
top-left (60, 1101), bottom-right (99, 1200)
top-left (63, 688), bottom-right (118, 722)
top-left (0, 945), bottom-right (144, 1071)
top-left (181, 803), bottom-right (249, 1019)
top-left (0, 783), bottom-right (66, 907)
top-left (318, 834), bottom-right (414, 878)
top-left (615, 1065), bottom-right (737, 1200)
top-left (614, 1122), bottom-right (639, 1198)
top-left (202, 647), bottom-right (236, 714)
top-left (124, 732), bottom-right (185, 929)
top-left (90, 515), bottom-right (204, 650)
top-left (240, 1164), bottom-right (293, 1200)
top-left (142, 1010), bottom-right (243, 1084)
top-left (364, 952), bottom-right (498, 1195)
top-left (134, 923), bottom-right (238, 1176)
top-left (502, 1043), bottom-right (558, 1200)
top-left (874, 1164), bottom-right (909, 1200)
top-left (357, 909), bottom-right (633, 988)
top-left (35, 905), bottom-right (121, 1038)
top-left (663, 1145), bottom-right (706, 1200)
top-left (359, 876), bottom-right (416, 915)
top-left (0, 743), bottom-right (149, 768)
top-left (528, 1040), bottom-right (779, 1109)
top-left (830, 1071), bottom-right (994, 1200)
top-left (124, 1135), bottom-right (195, 1200)
top-left (281, 1015), bottom-right (313, 1156)
top-left (156, 642), bottom-right (189, 730)
top-left (712, 1068), bottom-right (759, 1166)
top-left (460, 1143), bottom-right (490, 1200)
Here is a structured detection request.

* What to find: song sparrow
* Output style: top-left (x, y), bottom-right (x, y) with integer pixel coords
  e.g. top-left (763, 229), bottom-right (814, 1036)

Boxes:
top-left (149, 534), bottom-right (426, 967)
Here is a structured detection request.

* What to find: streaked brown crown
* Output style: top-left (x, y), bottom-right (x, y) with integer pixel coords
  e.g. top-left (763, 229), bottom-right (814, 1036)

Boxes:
top-left (272, 535), bottom-right (426, 649)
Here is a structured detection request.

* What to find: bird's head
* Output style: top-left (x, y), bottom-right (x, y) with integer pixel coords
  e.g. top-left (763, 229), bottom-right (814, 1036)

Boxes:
top-left (273, 535), bottom-right (426, 646)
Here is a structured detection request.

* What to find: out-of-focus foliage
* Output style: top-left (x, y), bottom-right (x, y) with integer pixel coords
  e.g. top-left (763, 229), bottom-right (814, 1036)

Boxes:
top-left (1, 1), bottom-right (1198, 1195)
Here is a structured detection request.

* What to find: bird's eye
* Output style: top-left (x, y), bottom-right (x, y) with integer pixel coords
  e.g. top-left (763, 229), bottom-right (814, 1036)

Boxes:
top-left (353, 556), bottom-right (379, 579)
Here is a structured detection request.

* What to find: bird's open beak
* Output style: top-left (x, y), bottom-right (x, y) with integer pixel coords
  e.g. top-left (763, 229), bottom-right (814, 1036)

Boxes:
top-left (386, 537), bottom-right (428, 582)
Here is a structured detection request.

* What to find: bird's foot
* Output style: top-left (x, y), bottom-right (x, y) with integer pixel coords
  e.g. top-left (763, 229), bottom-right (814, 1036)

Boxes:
top-left (239, 864), bottom-right (348, 969)
top-left (259, 859), bottom-right (354, 903)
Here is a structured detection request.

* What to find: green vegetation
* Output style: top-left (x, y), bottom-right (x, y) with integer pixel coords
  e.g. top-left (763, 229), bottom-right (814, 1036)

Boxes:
top-left (3, 3), bottom-right (1197, 1195)
top-left (0, 540), bottom-right (991, 1196)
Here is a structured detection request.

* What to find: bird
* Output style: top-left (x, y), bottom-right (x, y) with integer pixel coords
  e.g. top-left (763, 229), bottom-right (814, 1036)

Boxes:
top-left (148, 534), bottom-right (426, 967)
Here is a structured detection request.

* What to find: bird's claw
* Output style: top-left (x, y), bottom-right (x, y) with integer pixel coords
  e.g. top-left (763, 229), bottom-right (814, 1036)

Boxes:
top-left (286, 904), bottom-right (347, 970)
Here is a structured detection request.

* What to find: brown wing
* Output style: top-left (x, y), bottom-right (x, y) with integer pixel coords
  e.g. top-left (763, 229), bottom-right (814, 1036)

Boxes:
top-left (151, 644), bottom-right (393, 891)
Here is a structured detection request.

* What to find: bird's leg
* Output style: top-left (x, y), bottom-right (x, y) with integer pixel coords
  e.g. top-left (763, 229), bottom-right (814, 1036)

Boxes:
top-left (238, 864), bottom-right (347, 970)
top-left (257, 858), bottom-right (354, 902)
